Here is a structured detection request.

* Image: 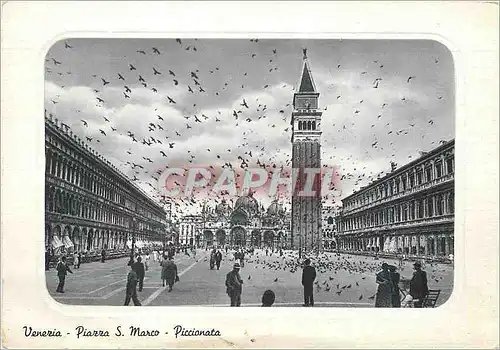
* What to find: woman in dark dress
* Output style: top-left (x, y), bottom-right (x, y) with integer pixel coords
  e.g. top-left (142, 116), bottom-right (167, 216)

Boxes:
top-left (375, 262), bottom-right (393, 307)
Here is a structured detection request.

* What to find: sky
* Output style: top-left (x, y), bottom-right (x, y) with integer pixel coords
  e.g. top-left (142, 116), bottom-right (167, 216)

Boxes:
top-left (45, 39), bottom-right (455, 221)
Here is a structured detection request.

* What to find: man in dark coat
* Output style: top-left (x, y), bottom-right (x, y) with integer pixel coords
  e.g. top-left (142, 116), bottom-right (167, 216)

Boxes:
top-left (389, 265), bottom-right (401, 307)
top-left (225, 263), bottom-right (243, 306)
top-left (101, 248), bottom-right (106, 263)
top-left (56, 256), bottom-right (73, 293)
top-left (162, 256), bottom-right (178, 292)
top-left (124, 264), bottom-right (141, 306)
top-left (410, 261), bottom-right (428, 308)
top-left (133, 256), bottom-right (146, 292)
top-left (215, 250), bottom-right (223, 270)
top-left (301, 258), bottom-right (317, 307)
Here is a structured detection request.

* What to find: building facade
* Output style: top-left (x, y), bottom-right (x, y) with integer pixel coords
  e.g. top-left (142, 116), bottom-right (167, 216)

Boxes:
top-left (291, 52), bottom-right (323, 253)
top-left (178, 215), bottom-right (203, 246)
top-left (337, 140), bottom-right (455, 258)
top-left (322, 206), bottom-right (339, 250)
top-left (201, 195), bottom-right (291, 249)
top-left (45, 112), bottom-right (168, 254)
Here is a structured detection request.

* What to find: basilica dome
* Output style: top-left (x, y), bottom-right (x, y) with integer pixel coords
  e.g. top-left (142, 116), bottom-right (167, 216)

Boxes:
top-left (215, 200), bottom-right (231, 217)
top-left (235, 194), bottom-right (259, 215)
top-left (267, 200), bottom-right (284, 216)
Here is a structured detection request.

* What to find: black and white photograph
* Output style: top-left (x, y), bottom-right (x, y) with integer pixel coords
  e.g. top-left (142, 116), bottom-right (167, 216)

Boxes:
top-left (44, 38), bottom-right (455, 308)
top-left (2, 1), bottom-right (499, 349)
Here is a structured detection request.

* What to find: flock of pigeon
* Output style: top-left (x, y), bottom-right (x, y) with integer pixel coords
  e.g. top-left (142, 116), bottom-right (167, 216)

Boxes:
top-left (45, 39), bottom-right (449, 220)
top-left (199, 249), bottom-right (448, 303)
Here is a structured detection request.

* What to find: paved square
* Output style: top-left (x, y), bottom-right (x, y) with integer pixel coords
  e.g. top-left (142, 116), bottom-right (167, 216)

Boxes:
top-left (46, 250), bottom-right (453, 307)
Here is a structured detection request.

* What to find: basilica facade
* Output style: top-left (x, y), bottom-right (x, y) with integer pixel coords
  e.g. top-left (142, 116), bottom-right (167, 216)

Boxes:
top-left (200, 194), bottom-right (291, 249)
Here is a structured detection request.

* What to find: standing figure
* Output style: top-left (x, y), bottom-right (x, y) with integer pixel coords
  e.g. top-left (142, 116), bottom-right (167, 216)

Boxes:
top-left (389, 265), bottom-right (401, 307)
top-left (239, 250), bottom-right (245, 268)
top-left (73, 252), bottom-right (79, 269)
top-left (161, 256), bottom-right (178, 292)
top-left (225, 263), bottom-right (243, 306)
top-left (56, 256), bottom-right (73, 293)
top-left (301, 258), bottom-right (316, 307)
top-left (144, 252), bottom-right (150, 271)
top-left (409, 261), bottom-right (428, 308)
top-left (215, 250), bottom-right (223, 270)
top-left (77, 252), bottom-right (82, 268)
top-left (168, 246), bottom-right (175, 259)
top-left (375, 262), bottom-right (394, 307)
top-left (210, 249), bottom-right (216, 270)
top-left (101, 248), bottom-right (106, 263)
top-left (45, 247), bottom-right (51, 271)
top-left (124, 264), bottom-right (141, 306)
top-left (134, 256), bottom-right (145, 292)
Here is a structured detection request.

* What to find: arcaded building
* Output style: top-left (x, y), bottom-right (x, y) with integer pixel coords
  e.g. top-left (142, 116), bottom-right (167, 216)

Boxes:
top-left (45, 112), bottom-right (168, 254)
top-left (200, 195), bottom-right (291, 249)
top-left (337, 140), bottom-right (455, 258)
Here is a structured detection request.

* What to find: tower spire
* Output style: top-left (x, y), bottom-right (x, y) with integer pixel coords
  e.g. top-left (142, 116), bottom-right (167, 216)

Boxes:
top-left (297, 52), bottom-right (317, 93)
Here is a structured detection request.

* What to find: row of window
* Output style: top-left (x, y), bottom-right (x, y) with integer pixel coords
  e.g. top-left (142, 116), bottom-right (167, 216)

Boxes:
top-left (340, 191), bottom-right (454, 232)
top-left (297, 120), bottom-right (317, 131)
top-left (46, 142), bottom-right (164, 223)
top-left (344, 154), bottom-right (454, 211)
top-left (46, 186), bottom-right (164, 234)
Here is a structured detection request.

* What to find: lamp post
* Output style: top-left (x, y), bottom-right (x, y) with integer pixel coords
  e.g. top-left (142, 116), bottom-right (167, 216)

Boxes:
top-left (129, 217), bottom-right (137, 265)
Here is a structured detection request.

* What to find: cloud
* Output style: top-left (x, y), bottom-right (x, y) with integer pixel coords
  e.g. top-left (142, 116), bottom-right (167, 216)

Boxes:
top-left (45, 39), bottom-right (455, 217)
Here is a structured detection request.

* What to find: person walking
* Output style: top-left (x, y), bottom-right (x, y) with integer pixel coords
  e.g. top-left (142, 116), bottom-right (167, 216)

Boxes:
top-left (239, 250), bottom-right (245, 268)
top-left (215, 250), bottom-right (223, 270)
top-left (209, 250), bottom-right (216, 270)
top-left (301, 258), bottom-right (316, 307)
top-left (161, 256), bottom-right (178, 291)
top-left (134, 256), bottom-right (146, 292)
top-left (56, 256), bottom-right (73, 293)
top-left (375, 262), bottom-right (394, 307)
top-left (225, 263), bottom-right (243, 307)
top-left (100, 248), bottom-right (106, 263)
top-left (261, 290), bottom-right (275, 307)
top-left (409, 261), bottom-right (429, 308)
top-left (144, 252), bottom-right (150, 271)
top-left (77, 251), bottom-right (82, 268)
top-left (389, 265), bottom-right (401, 307)
top-left (124, 264), bottom-right (141, 306)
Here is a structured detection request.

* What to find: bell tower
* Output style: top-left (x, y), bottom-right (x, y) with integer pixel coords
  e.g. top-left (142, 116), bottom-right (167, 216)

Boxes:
top-left (291, 49), bottom-right (323, 254)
